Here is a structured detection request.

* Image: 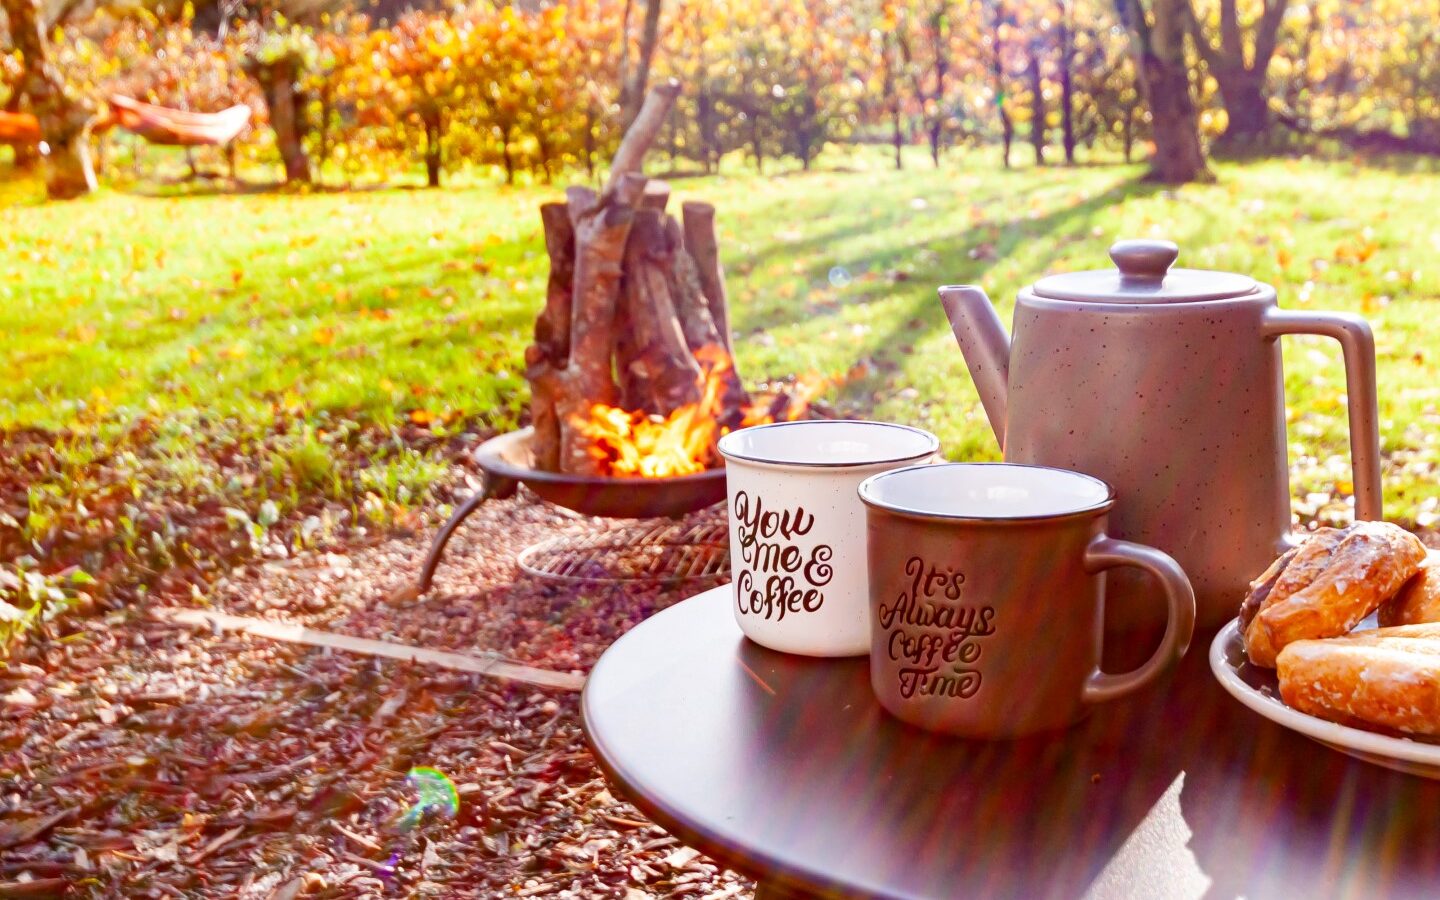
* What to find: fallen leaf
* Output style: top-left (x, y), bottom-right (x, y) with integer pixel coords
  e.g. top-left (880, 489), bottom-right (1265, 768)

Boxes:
top-left (0, 808), bottom-right (74, 849)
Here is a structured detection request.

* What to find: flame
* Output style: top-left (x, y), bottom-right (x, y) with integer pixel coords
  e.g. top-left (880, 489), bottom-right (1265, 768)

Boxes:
top-left (572, 345), bottom-right (840, 478)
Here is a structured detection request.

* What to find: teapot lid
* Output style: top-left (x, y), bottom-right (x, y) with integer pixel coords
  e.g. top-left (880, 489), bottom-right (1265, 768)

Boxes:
top-left (1031, 239), bottom-right (1259, 303)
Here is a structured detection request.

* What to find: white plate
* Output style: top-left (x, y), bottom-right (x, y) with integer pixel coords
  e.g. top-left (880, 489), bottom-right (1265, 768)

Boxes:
top-left (1209, 618), bottom-right (1440, 780)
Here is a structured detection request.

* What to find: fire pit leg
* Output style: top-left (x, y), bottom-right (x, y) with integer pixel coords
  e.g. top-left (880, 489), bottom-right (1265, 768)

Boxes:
top-left (394, 474), bottom-right (519, 601)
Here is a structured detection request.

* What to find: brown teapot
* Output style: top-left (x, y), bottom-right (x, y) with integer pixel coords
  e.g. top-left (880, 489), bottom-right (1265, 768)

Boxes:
top-left (940, 239), bottom-right (1382, 633)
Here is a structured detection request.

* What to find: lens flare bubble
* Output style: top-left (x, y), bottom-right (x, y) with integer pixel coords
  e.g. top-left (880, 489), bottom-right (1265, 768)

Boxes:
top-left (398, 766), bottom-right (460, 831)
top-left (828, 266), bottom-right (852, 288)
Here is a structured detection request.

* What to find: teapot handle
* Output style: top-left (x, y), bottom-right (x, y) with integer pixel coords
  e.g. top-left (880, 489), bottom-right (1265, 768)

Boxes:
top-left (1262, 309), bottom-right (1383, 522)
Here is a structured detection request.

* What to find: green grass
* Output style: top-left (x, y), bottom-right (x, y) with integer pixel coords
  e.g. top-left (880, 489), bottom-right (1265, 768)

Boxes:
top-left (3, 147), bottom-right (1440, 625)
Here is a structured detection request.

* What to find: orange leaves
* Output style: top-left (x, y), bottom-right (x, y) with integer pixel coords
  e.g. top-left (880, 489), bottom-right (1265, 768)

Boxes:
top-left (1334, 236), bottom-right (1380, 266)
top-left (407, 407), bottom-right (463, 428)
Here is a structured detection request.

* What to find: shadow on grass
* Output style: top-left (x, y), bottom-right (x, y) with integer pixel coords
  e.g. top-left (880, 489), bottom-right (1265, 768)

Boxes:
top-left (726, 173), bottom-right (1166, 414)
top-left (740, 174), bottom-right (1161, 332)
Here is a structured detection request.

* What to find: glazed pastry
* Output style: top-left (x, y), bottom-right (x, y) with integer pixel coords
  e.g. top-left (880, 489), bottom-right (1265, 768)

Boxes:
top-left (1238, 528), bottom-right (1344, 633)
top-left (1277, 624), bottom-right (1440, 737)
top-left (1378, 550), bottom-right (1440, 627)
top-left (1243, 522), bottom-right (1427, 668)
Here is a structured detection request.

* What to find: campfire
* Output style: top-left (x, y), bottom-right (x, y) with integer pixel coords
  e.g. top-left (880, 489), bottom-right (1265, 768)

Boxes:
top-left (525, 81), bottom-right (824, 483)
top-left (406, 81), bottom-right (835, 598)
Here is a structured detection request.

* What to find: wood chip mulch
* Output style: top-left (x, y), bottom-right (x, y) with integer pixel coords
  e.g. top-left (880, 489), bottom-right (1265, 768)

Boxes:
top-left (0, 489), bottom-right (753, 898)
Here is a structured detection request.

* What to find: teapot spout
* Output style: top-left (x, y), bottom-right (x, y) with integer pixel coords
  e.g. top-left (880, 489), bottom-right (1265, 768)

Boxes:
top-left (938, 285), bottom-right (1010, 451)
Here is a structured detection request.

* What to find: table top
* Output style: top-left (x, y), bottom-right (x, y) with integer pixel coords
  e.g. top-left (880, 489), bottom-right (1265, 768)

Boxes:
top-left (582, 586), bottom-right (1440, 900)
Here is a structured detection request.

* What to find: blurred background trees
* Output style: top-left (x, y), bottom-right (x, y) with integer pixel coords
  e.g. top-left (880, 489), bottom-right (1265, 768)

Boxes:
top-left (4, 0), bottom-right (1440, 198)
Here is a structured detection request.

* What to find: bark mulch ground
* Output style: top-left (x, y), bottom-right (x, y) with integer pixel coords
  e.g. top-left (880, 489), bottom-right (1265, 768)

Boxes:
top-left (0, 489), bottom-right (752, 898)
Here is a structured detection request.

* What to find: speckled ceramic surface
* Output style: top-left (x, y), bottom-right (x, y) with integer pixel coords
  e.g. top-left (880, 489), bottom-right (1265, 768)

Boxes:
top-left (941, 239), bottom-right (1383, 635)
top-left (1210, 618), bottom-right (1440, 779)
top-left (717, 420), bottom-right (939, 658)
top-left (860, 463), bottom-right (1195, 737)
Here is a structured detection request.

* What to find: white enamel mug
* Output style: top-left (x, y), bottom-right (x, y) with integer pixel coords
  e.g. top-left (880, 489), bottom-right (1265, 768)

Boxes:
top-left (717, 420), bottom-right (940, 657)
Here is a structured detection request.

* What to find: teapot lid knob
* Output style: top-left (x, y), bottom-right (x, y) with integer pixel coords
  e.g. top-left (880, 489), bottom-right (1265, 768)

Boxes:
top-left (1110, 239), bottom-right (1179, 282)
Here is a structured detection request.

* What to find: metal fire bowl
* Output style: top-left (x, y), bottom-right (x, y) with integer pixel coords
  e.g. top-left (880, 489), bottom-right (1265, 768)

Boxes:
top-left (475, 427), bottom-right (727, 519)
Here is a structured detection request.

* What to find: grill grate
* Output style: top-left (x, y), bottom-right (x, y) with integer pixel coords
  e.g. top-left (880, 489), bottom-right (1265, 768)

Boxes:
top-left (517, 509), bottom-right (731, 585)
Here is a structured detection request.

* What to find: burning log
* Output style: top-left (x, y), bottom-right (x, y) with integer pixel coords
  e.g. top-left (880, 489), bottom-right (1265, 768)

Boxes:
top-left (525, 80), bottom-right (753, 478)
top-left (681, 201), bottom-right (731, 355)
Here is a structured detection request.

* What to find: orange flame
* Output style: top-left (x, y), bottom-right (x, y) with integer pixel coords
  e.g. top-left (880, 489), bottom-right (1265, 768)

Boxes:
top-left (572, 346), bottom-right (841, 478)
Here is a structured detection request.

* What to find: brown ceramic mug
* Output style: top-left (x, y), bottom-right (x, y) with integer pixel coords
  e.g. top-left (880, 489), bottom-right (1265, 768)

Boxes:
top-left (858, 463), bottom-right (1196, 738)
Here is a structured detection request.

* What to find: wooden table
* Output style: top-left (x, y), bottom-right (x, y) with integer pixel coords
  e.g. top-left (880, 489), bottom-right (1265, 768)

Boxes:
top-left (582, 586), bottom-right (1440, 899)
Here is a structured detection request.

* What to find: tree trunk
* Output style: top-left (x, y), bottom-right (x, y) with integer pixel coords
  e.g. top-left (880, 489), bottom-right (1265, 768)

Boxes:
top-left (423, 109), bottom-right (442, 188)
top-left (882, 31), bottom-right (903, 170)
top-left (317, 84), bottom-right (333, 183)
top-left (619, 0), bottom-right (664, 129)
top-left (1057, 0), bottom-right (1076, 164)
top-left (245, 53), bottom-right (311, 184)
top-left (501, 121), bottom-right (515, 185)
top-left (892, 109), bottom-right (904, 170)
top-left (1027, 45), bottom-right (1046, 166)
top-left (1114, 0), bottom-right (1212, 183)
top-left (2, 0), bottom-right (95, 198)
top-left (750, 115), bottom-right (763, 173)
top-left (1213, 67), bottom-right (1269, 145)
top-left (1122, 103), bottom-right (1135, 162)
top-left (989, 0), bottom-right (1014, 170)
top-left (698, 88), bottom-right (717, 173)
top-left (1190, 0), bottom-right (1288, 149)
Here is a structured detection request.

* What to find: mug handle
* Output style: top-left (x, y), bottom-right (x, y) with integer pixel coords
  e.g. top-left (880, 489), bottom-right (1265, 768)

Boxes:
top-left (1081, 535), bottom-right (1196, 704)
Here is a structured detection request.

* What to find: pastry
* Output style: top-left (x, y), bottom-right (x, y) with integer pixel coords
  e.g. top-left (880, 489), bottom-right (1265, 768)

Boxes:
top-left (1378, 550), bottom-right (1440, 627)
top-left (1277, 623), bottom-right (1440, 737)
top-left (1238, 528), bottom-right (1344, 633)
top-left (1242, 522), bottom-right (1427, 668)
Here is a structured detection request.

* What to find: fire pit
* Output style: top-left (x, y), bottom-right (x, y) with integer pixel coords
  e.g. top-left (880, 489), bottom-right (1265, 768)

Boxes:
top-left (406, 427), bottom-right (727, 596)
top-left (400, 81), bottom-right (826, 600)
top-left (476, 427), bottom-right (727, 519)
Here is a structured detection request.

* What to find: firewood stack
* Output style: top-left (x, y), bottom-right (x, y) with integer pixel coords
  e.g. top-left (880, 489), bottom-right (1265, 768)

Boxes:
top-left (524, 81), bottom-right (749, 476)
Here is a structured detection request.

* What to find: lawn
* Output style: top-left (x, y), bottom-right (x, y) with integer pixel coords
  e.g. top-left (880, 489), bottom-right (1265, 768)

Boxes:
top-left (4, 149), bottom-right (1440, 626)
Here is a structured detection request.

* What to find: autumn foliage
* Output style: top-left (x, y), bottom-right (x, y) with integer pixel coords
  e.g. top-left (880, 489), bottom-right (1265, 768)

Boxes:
top-left (6, 0), bottom-right (1440, 187)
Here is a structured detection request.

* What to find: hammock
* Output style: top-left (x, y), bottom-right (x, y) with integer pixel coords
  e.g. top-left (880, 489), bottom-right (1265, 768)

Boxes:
top-left (107, 96), bottom-right (251, 147)
top-left (0, 111), bottom-right (41, 144)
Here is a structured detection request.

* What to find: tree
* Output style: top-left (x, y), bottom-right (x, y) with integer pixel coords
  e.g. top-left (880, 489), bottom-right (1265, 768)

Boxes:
top-left (662, 0), bottom-right (735, 172)
top-left (1055, 0), bottom-right (1076, 162)
top-left (1113, 0), bottom-right (1212, 182)
top-left (1, 0), bottom-right (95, 197)
top-left (1067, 3), bottom-right (1142, 159)
top-left (877, 19), bottom-right (905, 169)
top-left (1023, 15), bottom-right (1048, 165)
top-left (764, 0), bottom-right (860, 170)
top-left (1189, 0), bottom-right (1289, 148)
top-left (240, 20), bottom-right (316, 184)
top-left (894, 0), bottom-right (957, 167)
top-left (984, 0), bottom-right (1016, 167)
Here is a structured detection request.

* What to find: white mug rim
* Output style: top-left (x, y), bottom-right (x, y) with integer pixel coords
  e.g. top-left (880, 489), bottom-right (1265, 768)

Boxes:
top-left (717, 419), bottom-right (940, 472)
top-left (858, 461), bottom-right (1117, 523)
